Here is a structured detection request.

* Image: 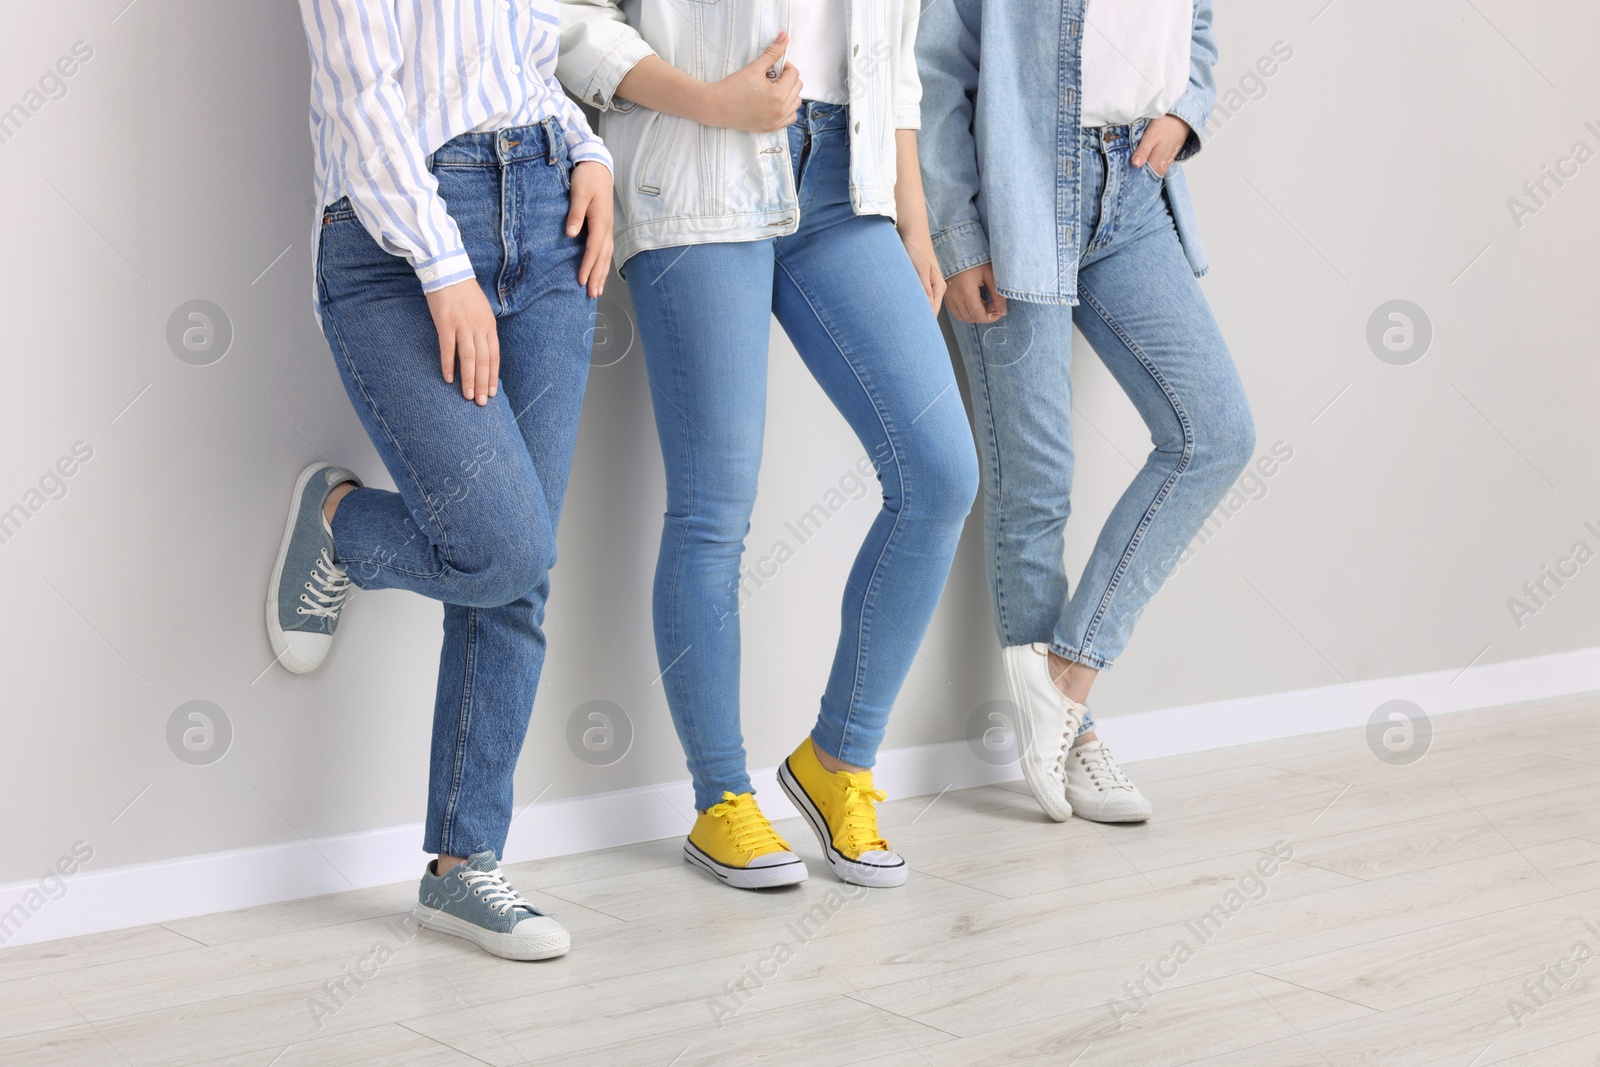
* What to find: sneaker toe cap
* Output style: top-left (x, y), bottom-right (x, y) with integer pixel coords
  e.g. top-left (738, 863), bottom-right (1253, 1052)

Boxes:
top-left (747, 850), bottom-right (802, 869)
top-left (510, 913), bottom-right (567, 939)
top-left (854, 849), bottom-right (905, 869)
top-left (1075, 789), bottom-right (1153, 821)
top-left (277, 630), bottom-right (333, 674)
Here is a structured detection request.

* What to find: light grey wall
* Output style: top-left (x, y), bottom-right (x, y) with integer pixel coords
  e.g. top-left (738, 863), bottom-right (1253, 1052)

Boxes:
top-left (1, 0), bottom-right (1595, 885)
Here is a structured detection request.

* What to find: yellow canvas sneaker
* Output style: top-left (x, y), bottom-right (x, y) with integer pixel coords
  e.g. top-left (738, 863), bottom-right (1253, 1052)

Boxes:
top-left (684, 792), bottom-right (808, 889)
top-left (778, 739), bottom-right (908, 887)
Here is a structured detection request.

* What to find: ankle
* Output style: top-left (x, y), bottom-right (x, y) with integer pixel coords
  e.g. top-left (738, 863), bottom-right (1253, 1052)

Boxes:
top-left (433, 854), bottom-right (466, 876)
top-left (810, 737), bottom-right (865, 776)
top-left (323, 480), bottom-right (358, 527)
top-left (1073, 730), bottom-right (1098, 748)
top-left (1045, 650), bottom-right (1096, 705)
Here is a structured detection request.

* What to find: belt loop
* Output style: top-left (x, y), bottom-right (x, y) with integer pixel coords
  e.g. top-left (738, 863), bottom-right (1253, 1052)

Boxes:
top-left (544, 116), bottom-right (559, 164)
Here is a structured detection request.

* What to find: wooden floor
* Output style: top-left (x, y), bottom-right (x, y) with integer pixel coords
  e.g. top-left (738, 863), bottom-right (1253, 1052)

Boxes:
top-left (6, 694), bottom-right (1600, 1066)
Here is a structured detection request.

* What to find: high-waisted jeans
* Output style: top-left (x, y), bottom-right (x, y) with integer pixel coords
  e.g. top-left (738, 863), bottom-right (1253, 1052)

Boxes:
top-left (315, 120), bottom-right (594, 858)
top-left (625, 103), bottom-right (980, 811)
top-left (952, 119), bottom-right (1256, 670)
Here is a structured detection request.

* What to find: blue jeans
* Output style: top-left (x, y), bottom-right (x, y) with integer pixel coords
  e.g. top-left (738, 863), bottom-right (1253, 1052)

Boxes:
top-left (314, 120), bottom-right (594, 858)
top-left (625, 103), bottom-right (980, 811)
top-left (952, 120), bottom-right (1255, 670)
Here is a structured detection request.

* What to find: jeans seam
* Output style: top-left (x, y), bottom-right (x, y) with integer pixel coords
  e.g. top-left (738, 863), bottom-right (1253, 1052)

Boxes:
top-left (966, 321), bottom-right (1014, 646)
top-left (1072, 282), bottom-right (1195, 664)
top-left (650, 270), bottom-right (706, 798)
top-left (438, 605), bottom-right (479, 858)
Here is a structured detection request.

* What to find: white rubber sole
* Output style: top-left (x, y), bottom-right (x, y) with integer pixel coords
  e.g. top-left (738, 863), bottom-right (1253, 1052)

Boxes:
top-left (777, 761), bottom-right (907, 889)
top-left (683, 840), bottom-right (808, 889)
top-left (1068, 798), bottom-right (1153, 824)
top-left (1003, 647), bottom-right (1074, 823)
top-left (412, 904), bottom-right (570, 961)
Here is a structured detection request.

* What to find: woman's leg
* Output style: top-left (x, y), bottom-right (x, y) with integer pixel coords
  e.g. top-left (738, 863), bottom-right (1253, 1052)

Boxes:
top-left (770, 211), bottom-right (980, 773)
top-left (624, 240), bottom-right (778, 813)
top-left (948, 304), bottom-right (1103, 749)
top-left (1059, 203), bottom-right (1256, 672)
top-left (315, 131), bottom-right (594, 861)
top-left (949, 303), bottom-right (1079, 652)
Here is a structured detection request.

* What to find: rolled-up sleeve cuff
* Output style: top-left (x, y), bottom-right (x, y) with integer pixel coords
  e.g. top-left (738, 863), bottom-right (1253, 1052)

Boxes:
top-left (931, 219), bottom-right (991, 280)
top-left (570, 139), bottom-right (614, 174)
top-left (1169, 90), bottom-right (1209, 161)
top-left (414, 249), bottom-right (475, 293)
top-left (581, 37), bottom-right (657, 111)
top-left (895, 104), bottom-right (921, 130)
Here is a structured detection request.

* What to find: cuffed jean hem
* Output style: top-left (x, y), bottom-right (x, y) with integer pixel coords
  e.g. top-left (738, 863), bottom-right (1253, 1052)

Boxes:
top-left (1049, 642), bottom-right (1114, 672)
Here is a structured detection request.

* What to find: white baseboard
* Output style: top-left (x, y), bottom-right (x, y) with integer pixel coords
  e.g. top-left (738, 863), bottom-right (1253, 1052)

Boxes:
top-left (4, 645), bottom-right (1596, 949)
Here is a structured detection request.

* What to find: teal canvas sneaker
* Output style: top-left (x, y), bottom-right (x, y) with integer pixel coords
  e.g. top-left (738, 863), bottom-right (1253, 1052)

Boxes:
top-left (265, 462), bottom-right (360, 674)
top-left (415, 851), bottom-right (570, 961)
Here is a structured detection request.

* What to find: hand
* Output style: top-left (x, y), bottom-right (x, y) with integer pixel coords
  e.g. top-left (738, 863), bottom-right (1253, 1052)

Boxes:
top-left (425, 279), bottom-right (499, 406)
top-left (899, 225), bottom-right (947, 314)
top-left (1132, 114), bottom-right (1191, 177)
top-left (566, 160), bottom-right (614, 298)
top-left (704, 32), bottom-right (802, 133)
top-left (945, 263), bottom-right (1007, 324)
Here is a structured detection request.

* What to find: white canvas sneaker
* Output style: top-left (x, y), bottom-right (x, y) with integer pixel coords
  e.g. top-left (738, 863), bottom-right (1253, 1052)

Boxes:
top-left (1001, 643), bottom-right (1087, 822)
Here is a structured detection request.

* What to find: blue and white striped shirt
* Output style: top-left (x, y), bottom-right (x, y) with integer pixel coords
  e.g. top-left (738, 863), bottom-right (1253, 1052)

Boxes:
top-left (299, 0), bottom-right (611, 297)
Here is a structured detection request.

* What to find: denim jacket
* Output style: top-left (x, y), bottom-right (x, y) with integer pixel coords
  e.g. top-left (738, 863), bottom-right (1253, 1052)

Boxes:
top-left (917, 0), bottom-right (1218, 305)
top-left (557, 0), bottom-right (923, 267)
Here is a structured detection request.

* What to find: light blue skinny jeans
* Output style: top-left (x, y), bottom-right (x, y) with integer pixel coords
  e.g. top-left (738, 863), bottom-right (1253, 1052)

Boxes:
top-left (625, 103), bottom-right (980, 810)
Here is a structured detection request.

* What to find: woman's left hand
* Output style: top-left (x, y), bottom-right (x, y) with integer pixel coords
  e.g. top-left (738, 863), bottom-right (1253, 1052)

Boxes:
top-left (900, 225), bottom-right (947, 314)
top-left (567, 160), bottom-right (614, 298)
top-left (1132, 115), bottom-right (1192, 177)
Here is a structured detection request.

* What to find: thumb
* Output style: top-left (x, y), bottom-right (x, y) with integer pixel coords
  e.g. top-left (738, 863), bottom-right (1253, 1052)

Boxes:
top-left (755, 31), bottom-right (789, 66)
top-left (984, 265), bottom-right (1008, 317)
top-left (566, 186), bottom-right (586, 237)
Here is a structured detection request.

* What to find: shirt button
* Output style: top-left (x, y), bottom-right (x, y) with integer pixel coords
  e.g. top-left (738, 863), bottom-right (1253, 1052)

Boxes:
top-left (511, 65), bottom-right (522, 74)
top-left (421, 269), bottom-right (436, 281)
top-left (500, 1), bottom-right (509, 7)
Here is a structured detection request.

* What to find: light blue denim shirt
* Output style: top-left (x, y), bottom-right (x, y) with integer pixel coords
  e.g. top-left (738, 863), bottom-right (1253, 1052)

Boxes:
top-left (917, 0), bottom-right (1218, 305)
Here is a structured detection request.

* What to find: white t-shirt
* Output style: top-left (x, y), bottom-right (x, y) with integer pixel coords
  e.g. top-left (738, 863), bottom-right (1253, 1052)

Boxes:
top-left (1080, 0), bottom-right (1194, 127)
top-left (786, 0), bottom-right (849, 104)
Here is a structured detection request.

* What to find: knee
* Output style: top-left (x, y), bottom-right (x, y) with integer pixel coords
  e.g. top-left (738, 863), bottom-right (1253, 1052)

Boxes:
top-left (448, 518), bottom-right (555, 609)
top-left (1192, 391), bottom-right (1256, 482)
top-left (897, 432), bottom-right (980, 529)
top-left (672, 496), bottom-right (757, 550)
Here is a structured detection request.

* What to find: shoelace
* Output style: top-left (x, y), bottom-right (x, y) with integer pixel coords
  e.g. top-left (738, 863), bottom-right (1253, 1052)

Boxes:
top-left (1075, 746), bottom-right (1135, 791)
top-left (1050, 716), bottom-right (1083, 781)
top-left (837, 774), bottom-right (890, 855)
top-left (707, 792), bottom-right (789, 854)
top-left (298, 548), bottom-right (351, 620)
top-left (456, 866), bottom-right (539, 917)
